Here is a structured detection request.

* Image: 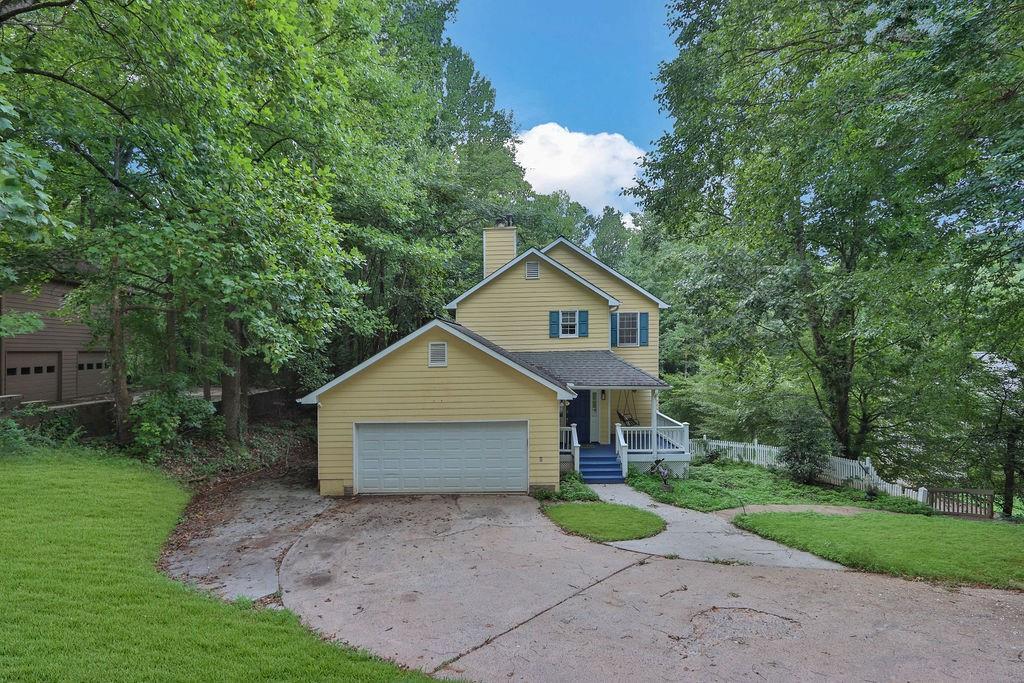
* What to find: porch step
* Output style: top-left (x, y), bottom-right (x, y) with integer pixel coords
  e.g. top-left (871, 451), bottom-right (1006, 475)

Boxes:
top-left (581, 475), bottom-right (625, 484)
top-left (579, 463), bottom-right (622, 474)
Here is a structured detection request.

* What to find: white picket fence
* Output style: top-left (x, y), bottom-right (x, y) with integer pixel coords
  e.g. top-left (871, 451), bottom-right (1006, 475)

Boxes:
top-left (692, 436), bottom-right (928, 503)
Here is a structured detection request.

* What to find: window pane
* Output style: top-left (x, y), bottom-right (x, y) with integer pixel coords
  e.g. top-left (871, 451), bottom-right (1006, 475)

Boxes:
top-left (560, 310), bottom-right (577, 336)
top-left (618, 312), bottom-right (639, 345)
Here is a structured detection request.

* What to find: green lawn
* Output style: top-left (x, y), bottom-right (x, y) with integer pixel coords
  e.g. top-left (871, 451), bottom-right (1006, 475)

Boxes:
top-left (0, 447), bottom-right (429, 682)
top-left (734, 511), bottom-right (1024, 589)
top-left (627, 461), bottom-right (932, 514)
top-left (543, 502), bottom-right (665, 542)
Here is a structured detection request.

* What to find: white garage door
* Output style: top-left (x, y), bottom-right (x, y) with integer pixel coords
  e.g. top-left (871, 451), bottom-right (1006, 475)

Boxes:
top-left (355, 421), bottom-right (528, 494)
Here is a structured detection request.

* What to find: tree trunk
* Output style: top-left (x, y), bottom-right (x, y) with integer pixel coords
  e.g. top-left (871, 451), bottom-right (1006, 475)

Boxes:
top-left (110, 264), bottom-right (131, 446)
top-left (200, 307), bottom-right (211, 401)
top-left (238, 349), bottom-right (249, 440)
top-left (221, 315), bottom-right (242, 446)
top-left (165, 276), bottom-right (178, 376)
top-left (1003, 427), bottom-right (1019, 517)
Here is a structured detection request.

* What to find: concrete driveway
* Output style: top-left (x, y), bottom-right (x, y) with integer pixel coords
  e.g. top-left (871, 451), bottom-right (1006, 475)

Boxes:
top-left (165, 479), bottom-right (1024, 681)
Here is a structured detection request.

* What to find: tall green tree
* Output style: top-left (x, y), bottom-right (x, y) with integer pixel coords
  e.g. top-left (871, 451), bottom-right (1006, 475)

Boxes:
top-left (638, 0), bottom-right (1024, 464)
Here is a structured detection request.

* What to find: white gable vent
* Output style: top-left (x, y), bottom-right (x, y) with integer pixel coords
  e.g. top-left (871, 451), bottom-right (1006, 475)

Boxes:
top-left (525, 260), bottom-right (540, 279)
top-left (428, 342), bottom-right (448, 367)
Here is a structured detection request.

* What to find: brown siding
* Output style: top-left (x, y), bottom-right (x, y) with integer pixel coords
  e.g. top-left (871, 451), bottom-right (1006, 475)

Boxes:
top-left (1, 283), bottom-right (107, 402)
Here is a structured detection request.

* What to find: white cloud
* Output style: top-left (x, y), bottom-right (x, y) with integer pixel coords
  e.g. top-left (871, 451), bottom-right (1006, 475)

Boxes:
top-left (515, 122), bottom-right (644, 217)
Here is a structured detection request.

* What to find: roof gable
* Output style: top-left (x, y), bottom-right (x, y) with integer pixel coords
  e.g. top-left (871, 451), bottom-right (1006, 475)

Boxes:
top-left (541, 237), bottom-right (670, 309)
top-left (445, 247), bottom-right (620, 310)
top-left (297, 319), bottom-right (577, 404)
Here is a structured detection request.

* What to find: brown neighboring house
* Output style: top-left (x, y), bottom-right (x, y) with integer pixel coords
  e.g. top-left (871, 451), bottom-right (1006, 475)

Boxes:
top-left (1, 282), bottom-right (109, 403)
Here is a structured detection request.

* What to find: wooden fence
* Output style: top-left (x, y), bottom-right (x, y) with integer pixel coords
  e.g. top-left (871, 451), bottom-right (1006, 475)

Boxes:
top-left (927, 489), bottom-right (995, 519)
top-left (691, 436), bottom-right (929, 503)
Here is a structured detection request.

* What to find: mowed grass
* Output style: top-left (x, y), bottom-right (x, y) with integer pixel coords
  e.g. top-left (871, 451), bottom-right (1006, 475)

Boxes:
top-left (628, 461), bottom-right (931, 514)
top-left (0, 448), bottom-right (429, 682)
top-left (734, 511), bottom-right (1024, 589)
top-left (543, 502), bottom-right (665, 542)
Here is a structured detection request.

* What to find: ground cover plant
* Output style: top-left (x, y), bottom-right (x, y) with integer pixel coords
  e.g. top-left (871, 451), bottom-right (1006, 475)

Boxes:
top-left (543, 502), bottom-right (665, 542)
top-left (0, 447), bottom-right (428, 681)
top-left (532, 470), bottom-right (600, 502)
top-left (734, 511), bottom-right (1024, 589)
top-left (627, 461), bottom-right (932, 514)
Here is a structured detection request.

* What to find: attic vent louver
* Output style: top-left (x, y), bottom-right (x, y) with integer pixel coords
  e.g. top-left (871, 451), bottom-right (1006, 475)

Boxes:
top-left (428, 342), bottom-right (447, 367)
top-left (525, 260), bottom-right (540, 279)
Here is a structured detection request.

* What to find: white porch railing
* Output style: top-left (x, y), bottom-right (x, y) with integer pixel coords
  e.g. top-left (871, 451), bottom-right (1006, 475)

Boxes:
top-left (559, 423), bottom-right (581, 472)
top-left (615, 414), bottom-right (691, 477)
top-left (615, 423), bottom-right (628, 477)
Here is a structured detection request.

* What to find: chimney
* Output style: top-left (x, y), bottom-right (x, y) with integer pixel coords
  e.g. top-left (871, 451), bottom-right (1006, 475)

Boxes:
top-left (483, 215), bottom-right (517, 277)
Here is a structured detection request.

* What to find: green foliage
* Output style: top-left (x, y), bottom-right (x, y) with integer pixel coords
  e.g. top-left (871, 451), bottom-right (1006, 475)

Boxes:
top-left (0, 447), bottom-right (431, 680)
top-left (627, 461), bottom-right (931, 514)
top-left (531, 471), bottom-right (600, 502)
top-left (0, 417), bottom-right (29, 453)
top-left (633, 0), bottom-right (1024, 493)
top-left (128, 390), bottom-right (220, 461)
top-left (543, 502), bottom-right (666, 542)
top-left (734, 511), bottom-right (1024, 589)
top-left (778, 404), bottom-right (836, 484)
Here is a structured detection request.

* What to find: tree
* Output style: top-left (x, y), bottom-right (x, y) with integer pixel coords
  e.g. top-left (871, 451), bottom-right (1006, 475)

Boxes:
top-left (590, 206), bottom-right (632, 269)
top-left (638, 1), bottom-right (1024, 466)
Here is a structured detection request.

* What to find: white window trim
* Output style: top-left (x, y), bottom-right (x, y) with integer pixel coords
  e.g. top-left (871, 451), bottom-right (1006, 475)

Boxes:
top-left (427, 341), bottom-right (448, 367)
top-left (559, 310), bottom-right (579, 339)
top-left (617, 311), bottom-right (640, 347)
top-left (524, 260), bottom-right (540, 279)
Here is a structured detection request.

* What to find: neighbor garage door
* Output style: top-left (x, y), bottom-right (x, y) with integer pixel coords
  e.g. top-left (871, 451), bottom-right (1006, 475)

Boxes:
top-left (4, 352), bottom-right (60, 402)
top-left (355, 421), bottom-right (528, 494)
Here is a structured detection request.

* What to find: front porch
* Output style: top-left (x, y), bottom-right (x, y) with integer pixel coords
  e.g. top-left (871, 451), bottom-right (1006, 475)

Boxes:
top-left (558, 399), bottom-right (690, 484)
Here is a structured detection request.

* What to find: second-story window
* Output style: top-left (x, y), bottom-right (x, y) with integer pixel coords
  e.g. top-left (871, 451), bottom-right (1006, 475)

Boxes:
top-left (559, 310), bottom-right (578, 338)
top-left (617, 312), bottom-right (639, 346)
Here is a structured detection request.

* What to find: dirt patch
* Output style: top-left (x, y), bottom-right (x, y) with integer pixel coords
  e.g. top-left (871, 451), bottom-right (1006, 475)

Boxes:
top-left (714, 503), bottom-right (877, 522)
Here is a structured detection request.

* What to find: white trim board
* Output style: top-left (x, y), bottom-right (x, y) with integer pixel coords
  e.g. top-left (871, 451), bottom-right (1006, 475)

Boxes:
top-left (445, 247), bottom-right (620, 310)
top-left (541, 237), bottom-right (670, 309)
top-left (297, 319), bottom-right (577, 404)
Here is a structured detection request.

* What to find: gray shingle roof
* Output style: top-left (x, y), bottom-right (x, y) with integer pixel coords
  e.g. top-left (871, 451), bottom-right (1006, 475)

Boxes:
top-left (511, 350), bottom-right (668, 389)
top-left (438, 319), bottom-right (574, 393)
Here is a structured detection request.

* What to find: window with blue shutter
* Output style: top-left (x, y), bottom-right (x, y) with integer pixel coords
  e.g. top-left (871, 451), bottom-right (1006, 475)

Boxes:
top-left (549, 311), bottom-right (559, 337)
top-left (578, 310), bottom-right (588, 337)
top-left (610, 313), bottom-right (618, 347)
top-left (639, 312), bottom-right (649, 346)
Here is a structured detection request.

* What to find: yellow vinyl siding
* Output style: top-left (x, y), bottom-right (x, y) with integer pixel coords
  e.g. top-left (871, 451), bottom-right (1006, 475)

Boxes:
top-left (455, 261), bottom-right (610, 351)
top-left (316, 327), bottom-right (560, 495)
top-left (483, 227), bottom-right (518, 276)
top-left (544, 244), bottom-right (660, 374)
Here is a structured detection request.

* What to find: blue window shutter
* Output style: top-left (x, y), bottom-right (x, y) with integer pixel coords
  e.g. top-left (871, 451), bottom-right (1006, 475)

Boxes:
top-left (610, 313), bottom-right (618, 347)
top-left (639, 312), bottom-right (649, 346)
top-left (549, 311), bottom-right (559, 337)
top-left (578, 310), bottom-right (588, 337)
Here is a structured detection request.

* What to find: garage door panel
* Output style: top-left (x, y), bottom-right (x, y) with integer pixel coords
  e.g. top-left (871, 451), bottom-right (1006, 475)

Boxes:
top-left (356, 421), bottom-right (528, 494)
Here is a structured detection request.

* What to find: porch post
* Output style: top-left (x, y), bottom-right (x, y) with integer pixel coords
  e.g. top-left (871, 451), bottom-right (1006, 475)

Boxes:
top-left (651, 389), bottom-right (659, 460)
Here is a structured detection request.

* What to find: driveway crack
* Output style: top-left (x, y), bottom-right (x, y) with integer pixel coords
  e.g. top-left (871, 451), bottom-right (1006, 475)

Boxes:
top-left (432, 557), bottom-right (650, 674)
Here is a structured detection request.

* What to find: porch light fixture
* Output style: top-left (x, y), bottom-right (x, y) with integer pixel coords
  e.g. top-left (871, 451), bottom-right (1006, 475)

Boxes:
top-left (600, 390), bottom-right (606, 400)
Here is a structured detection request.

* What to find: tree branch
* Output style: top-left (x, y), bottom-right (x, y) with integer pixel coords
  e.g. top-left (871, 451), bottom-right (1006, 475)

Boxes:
top-left (0, 0), bottom-right (75, 25)
top-left (14, 66), bottom-right (133, 121)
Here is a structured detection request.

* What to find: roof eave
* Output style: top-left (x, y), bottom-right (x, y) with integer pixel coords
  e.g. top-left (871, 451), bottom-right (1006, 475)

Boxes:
top-left (541, 237), bottom-right (671, 309)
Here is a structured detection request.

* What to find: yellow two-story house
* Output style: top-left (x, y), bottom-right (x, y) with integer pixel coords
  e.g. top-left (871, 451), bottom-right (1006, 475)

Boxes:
top-left (300, 219), bottom-right (689, 496)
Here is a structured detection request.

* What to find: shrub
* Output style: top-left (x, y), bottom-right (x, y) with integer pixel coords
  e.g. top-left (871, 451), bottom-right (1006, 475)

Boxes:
top-left (559, 471), bottom-right (600, 502)
top-left (129, 390), bottom-right (220, 461)
top-left (777, 405), bottom-right (836, 483)
top-left (532, 471), bottom-right (600, 502)
top-left (0, 417), bottom-right (30, 453)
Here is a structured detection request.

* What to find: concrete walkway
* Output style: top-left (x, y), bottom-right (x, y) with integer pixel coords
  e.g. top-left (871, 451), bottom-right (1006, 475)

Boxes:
top-left (592, 484), bottom-right (842, 569)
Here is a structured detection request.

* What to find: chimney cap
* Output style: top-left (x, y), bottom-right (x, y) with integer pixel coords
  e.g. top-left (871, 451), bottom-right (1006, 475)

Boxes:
top-left (495, 214), bottom-right (514, 227)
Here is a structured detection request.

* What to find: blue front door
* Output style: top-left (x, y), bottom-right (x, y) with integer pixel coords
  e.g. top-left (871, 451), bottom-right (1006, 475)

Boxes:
top-left (567, 390), bottom-right (590, 443)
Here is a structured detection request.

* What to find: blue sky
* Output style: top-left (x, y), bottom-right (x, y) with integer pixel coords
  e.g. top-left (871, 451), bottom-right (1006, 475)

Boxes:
top-left (446, 1), bottom-right (676, 216)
